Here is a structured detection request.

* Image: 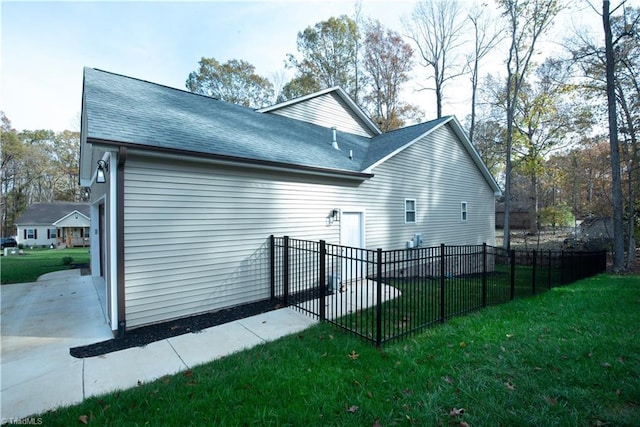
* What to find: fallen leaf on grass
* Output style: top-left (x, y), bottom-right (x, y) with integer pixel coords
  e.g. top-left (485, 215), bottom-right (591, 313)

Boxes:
top-left (459, 341), bottom-right (467, 348)
top-left (345, 405), bottom-right (359, 413)
top-left (372, 419), bottom-right (382, 427)
top-left (505, 381), bottom-right (516, 390)
top-left (78, 412), bottom-right (94, 424)
top-left (443, 375), bottom-right (455, 385)
top-left (601, 362), bottom-right (612, 368)
top-left (348, 351), bottom-right (359, 360)
top-left (544, 396), bottom-right (557, 406)
top-left (449, 407), bottom-right (465, 417)
top-left (459, 422), bottom-right (470, 427)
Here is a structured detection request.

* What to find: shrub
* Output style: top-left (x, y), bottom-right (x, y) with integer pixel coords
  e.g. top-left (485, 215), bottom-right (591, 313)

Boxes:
top-left (62, 256), bottom-right (73, 265)
top-left (539, 204), bottom-right (575, 228)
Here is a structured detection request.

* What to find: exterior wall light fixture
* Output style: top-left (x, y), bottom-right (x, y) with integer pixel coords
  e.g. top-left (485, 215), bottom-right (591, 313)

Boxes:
top-left (96, 160), bottom-right (109, 183)
top-left (81, 187), bottom-right (91, 201)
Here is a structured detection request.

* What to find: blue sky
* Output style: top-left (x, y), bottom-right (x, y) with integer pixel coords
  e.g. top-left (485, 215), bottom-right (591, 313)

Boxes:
top-left (2, 1), bottom-right (417, 132)
top-left (0, 0), bottom-right (623, 132)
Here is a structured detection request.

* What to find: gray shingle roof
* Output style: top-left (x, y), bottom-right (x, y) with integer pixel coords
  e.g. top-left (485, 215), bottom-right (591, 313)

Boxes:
top-left (15, 203), bottom-right (90, 225)
top-left (83, 68), bottom-right (374, 175)
top-left (83, 68), bottom-right (464, 176)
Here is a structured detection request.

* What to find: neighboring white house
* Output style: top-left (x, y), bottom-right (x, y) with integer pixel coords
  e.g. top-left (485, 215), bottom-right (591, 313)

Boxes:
top-left (79, 67), bottom-right (501, 334)
top-left (15, 202), bottom-right (90, 248)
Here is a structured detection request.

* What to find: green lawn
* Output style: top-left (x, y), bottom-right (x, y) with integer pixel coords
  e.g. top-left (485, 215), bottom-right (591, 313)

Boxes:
top-left (37, 274), bottom-right (639, 426)
top-left (0, 248), bottom-right (90, 284)
top-left (337, 265), bottom-right (563, 343)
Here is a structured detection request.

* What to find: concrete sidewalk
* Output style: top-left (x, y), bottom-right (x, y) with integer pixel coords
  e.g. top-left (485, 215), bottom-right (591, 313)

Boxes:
top-left (1, 270), bottom-right (317, 421)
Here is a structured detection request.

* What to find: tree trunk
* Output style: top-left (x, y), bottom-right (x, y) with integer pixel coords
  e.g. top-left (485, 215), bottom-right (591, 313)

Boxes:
top-left (603, 0), bottom-right (626, 272)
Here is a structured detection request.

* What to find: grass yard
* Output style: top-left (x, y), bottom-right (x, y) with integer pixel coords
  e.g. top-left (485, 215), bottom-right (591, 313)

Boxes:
top-left (0, 248), bottom-right (90, 284)
top-left (37, 274), bottom-right (639, 426)
top-left (337, 265), bottom-right (562, 343)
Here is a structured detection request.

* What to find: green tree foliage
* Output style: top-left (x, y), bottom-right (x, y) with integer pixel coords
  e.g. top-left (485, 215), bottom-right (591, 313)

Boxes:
top-left (0, 112), bottom-right (80, 237)
top-left (512, 59), bottom-right (592, 233)
top-left (538, 203), bottom-right (575, 228)
top-left (284, 15), bottom-right (360, 102)
top-left (186, 57), bottom-right (274, 108)
top-left (277, 74), bottom-right (321, 103)
top-left (361, 20), bottom-right (422, 131)
top-left (497, 0), bottom-right (563, 249)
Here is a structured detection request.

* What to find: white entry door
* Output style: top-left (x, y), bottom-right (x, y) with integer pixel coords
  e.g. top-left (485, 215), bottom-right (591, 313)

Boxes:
top-left (340, 211), bottom-right (365, 283)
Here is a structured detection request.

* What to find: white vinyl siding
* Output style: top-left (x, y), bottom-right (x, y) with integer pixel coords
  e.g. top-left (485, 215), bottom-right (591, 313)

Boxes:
top-left (122, 122), bottom-right (495, 327)
top-left (123, 157), bottom-right (346, 327)
top-left (265, 92), bottom-right (376, 138)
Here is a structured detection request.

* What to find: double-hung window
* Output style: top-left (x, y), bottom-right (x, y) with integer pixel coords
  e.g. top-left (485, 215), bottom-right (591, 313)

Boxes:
top-left (405, 199), bottom-right (416, 224)
top-left (461, 202), bottom-right (468, 222)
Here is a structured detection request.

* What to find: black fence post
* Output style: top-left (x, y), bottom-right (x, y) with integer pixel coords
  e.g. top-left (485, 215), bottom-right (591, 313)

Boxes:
top-left (510, 250), bottom-right (516, 300)
top-left (482, 243), bottom-right (487, 308)
top-left (548, 250), bottom-right (552, 289)
top-left (560, 250), bottom-right (565, 285)
top-left (270, 235), bottom-right (275, 300)
top-left (532, 250), bottom-right (537, 296)
top-left (440, 244), bottom-right (446, 323)
top-left (376, 248), bottom-right (383, 346)
top-left (319, 240), bottom-right (326, 322)
top-left (283, 236), bottom-right (289, 307)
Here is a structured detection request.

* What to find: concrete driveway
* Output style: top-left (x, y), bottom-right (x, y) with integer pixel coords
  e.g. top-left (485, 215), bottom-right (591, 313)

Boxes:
top-left (1, 270), bottom-right (112, 421)
top-left (1, 269), bottom-right (318, 421)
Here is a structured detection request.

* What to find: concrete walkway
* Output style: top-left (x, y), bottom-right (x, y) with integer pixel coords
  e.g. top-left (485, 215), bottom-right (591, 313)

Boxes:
top-left (1, 270), bottom-right (317, 421)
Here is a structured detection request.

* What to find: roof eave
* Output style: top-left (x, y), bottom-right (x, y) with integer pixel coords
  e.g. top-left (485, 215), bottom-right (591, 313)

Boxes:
top-left (87, 137), bottom-right (375, 181)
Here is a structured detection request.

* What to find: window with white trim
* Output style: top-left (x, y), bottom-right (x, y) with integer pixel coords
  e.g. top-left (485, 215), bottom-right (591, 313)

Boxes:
top-left (461, 202), bottom-right (468, 222)
top-left (405, 199), bottom-right (416, 223)
top-left (26, 229), bottom-right (35, 239)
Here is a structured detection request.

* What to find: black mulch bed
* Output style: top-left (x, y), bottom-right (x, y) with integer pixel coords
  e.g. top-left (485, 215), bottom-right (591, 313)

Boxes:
top-left (70, 299), bottom-right (283, 359)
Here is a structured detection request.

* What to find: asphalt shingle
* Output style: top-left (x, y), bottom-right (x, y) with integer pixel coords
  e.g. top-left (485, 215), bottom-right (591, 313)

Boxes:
top-left (15, 203), bottom-right (90, 225)
top-left (82, 68), bottom-right (445, 175)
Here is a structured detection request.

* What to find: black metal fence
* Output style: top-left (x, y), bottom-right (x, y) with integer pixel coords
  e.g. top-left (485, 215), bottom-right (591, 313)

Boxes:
top-left (270, 236), bottom-right (607, 346)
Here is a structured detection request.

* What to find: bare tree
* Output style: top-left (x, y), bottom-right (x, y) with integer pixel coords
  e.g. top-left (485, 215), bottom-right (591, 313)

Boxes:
top-left (498, 0), bottom-right (562, 250)
top-left (405, 0), bottom-right (467, 118)
top-left (467, 4), bottom-right (504, 144)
